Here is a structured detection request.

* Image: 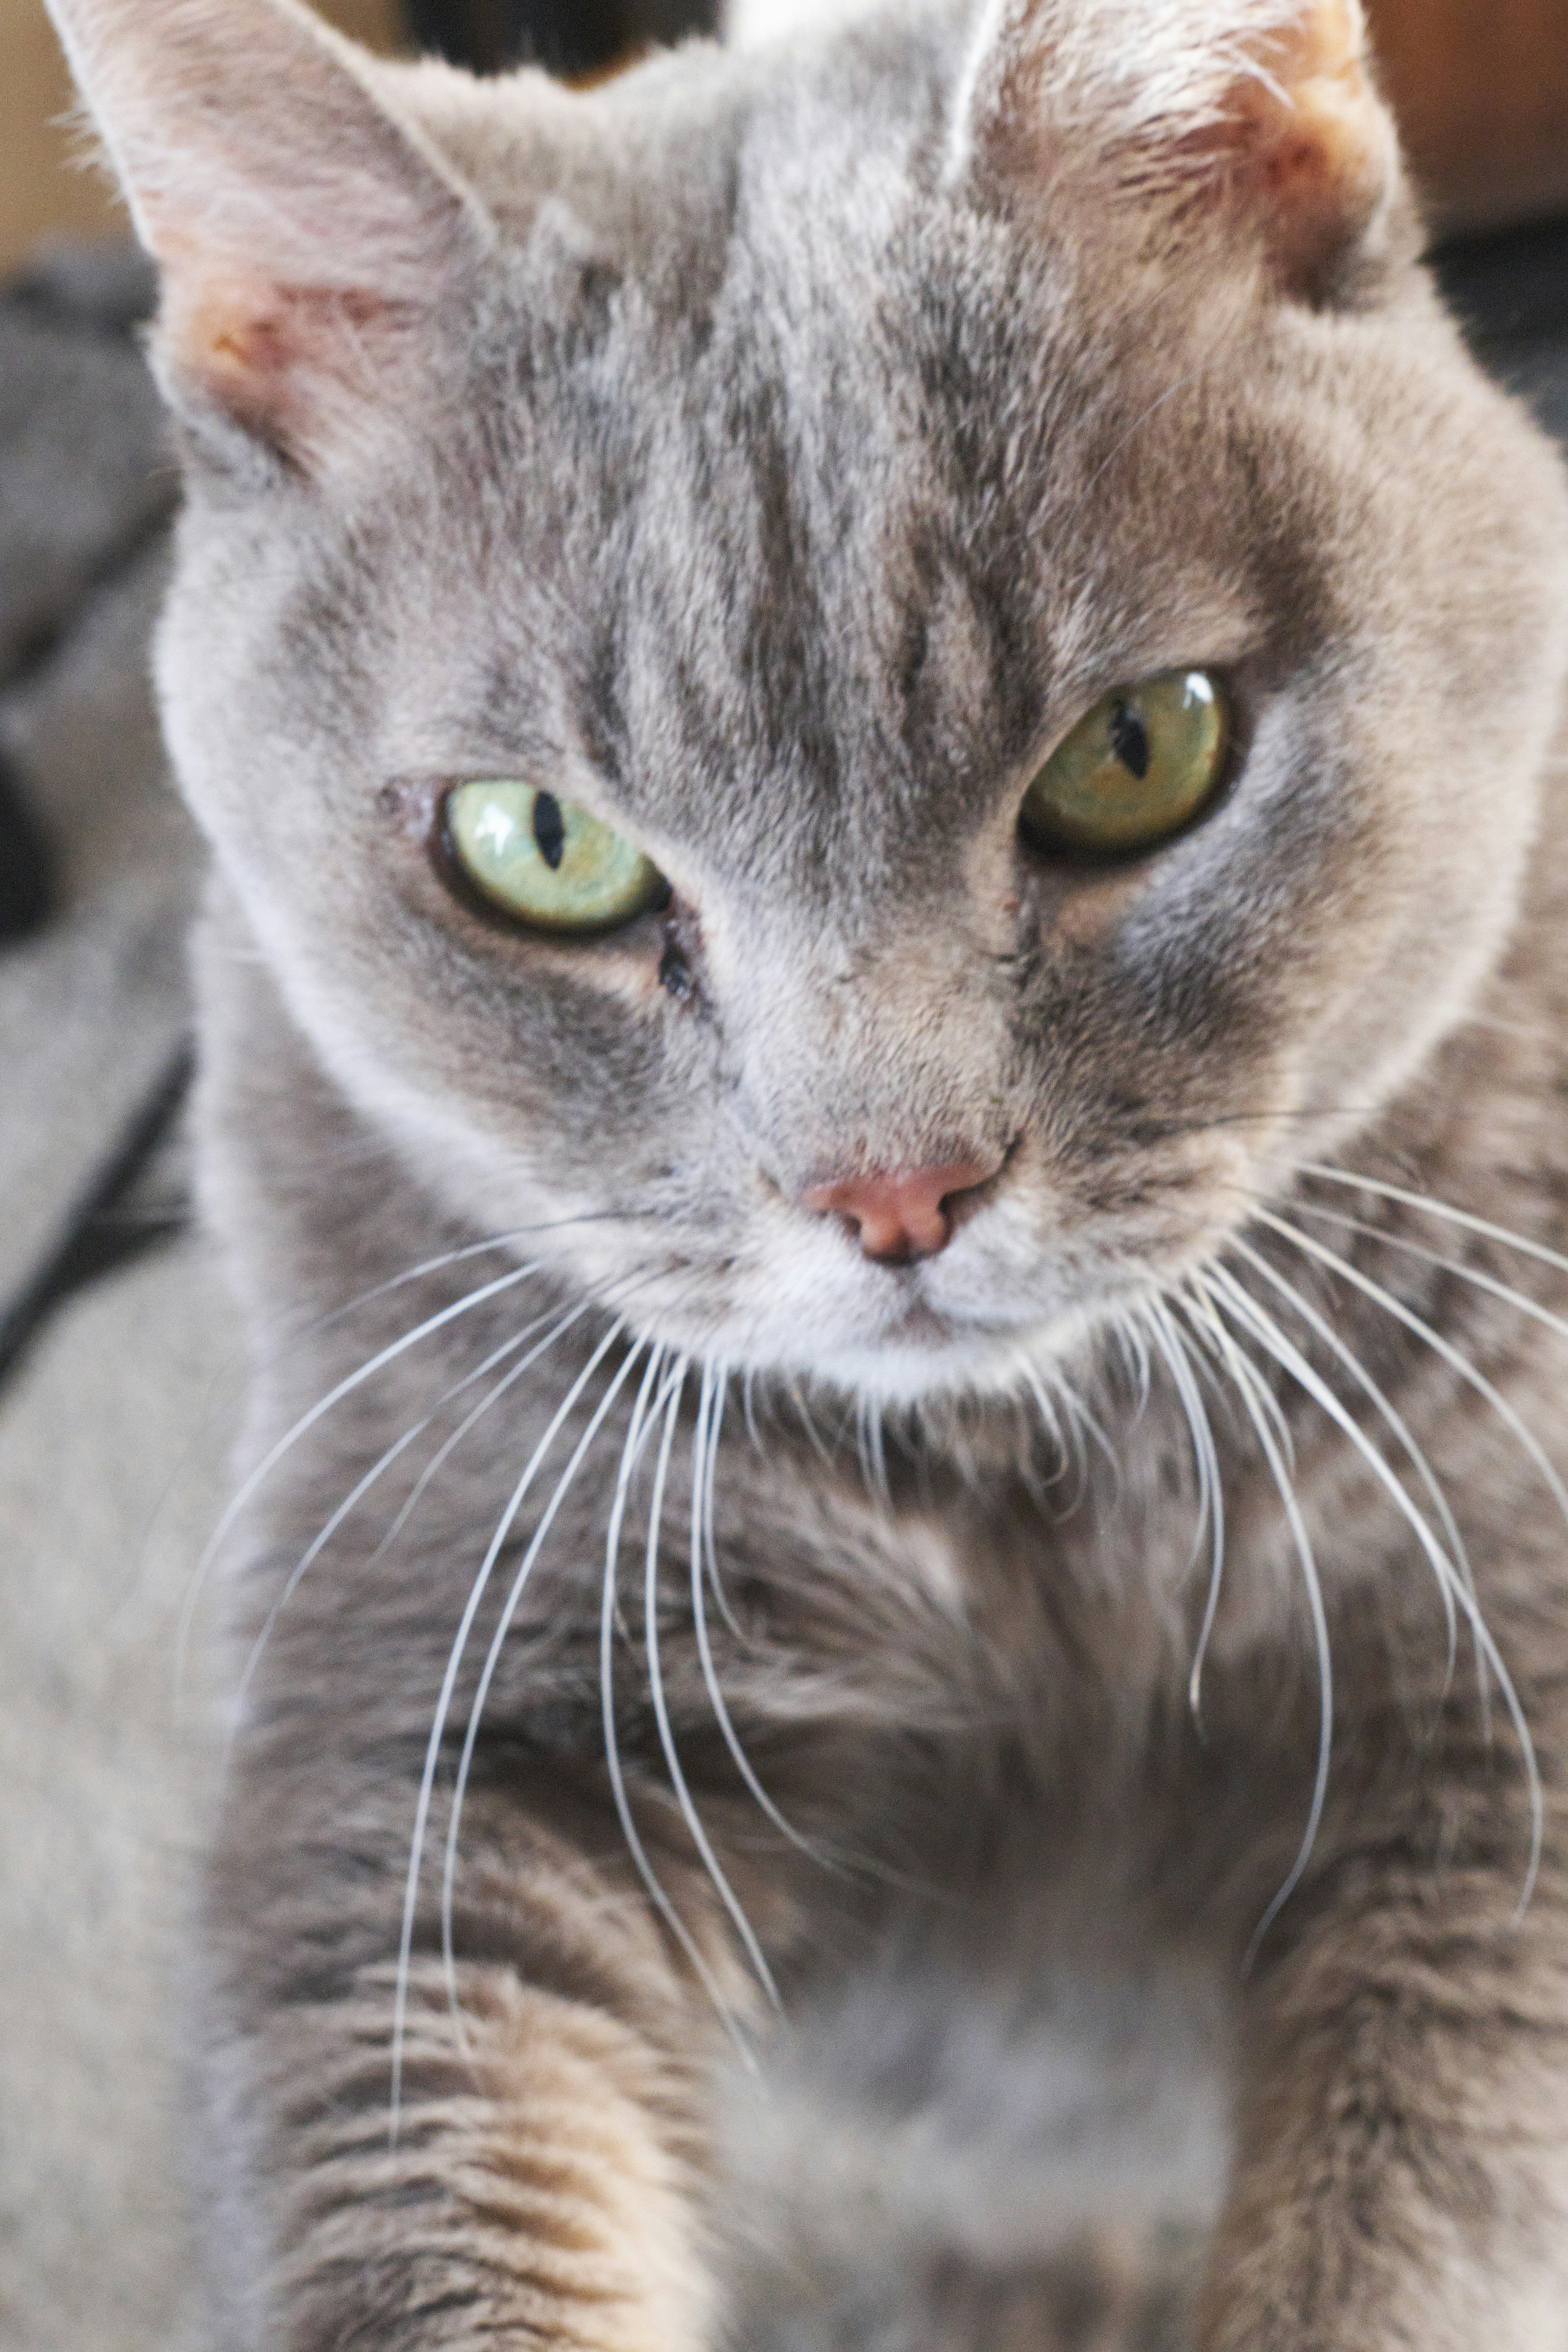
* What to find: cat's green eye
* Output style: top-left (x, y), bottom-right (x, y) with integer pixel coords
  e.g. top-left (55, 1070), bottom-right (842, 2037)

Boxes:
top-left (1019, 670), bottom-right (1231, 858)
top-left (444, 780), bottom-right (667, 935)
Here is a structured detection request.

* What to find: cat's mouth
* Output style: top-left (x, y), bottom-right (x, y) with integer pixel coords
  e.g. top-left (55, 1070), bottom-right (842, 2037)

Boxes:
top-left (862, 1291), bottom-right (979, 1350)
top-left (713, 1229), bottom-right (1128, 1401)
top-left (793, 1299), bottom-right (1103, 1405)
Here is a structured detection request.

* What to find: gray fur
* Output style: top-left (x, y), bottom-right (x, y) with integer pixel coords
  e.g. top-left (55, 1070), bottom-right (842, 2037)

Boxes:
top-left (39, 0), bottom-right (1568, 2345)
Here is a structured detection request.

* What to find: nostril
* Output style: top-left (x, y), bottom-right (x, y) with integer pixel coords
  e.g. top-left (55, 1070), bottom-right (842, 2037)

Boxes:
top-left (802, 1154), bottom-right (1004, 1263)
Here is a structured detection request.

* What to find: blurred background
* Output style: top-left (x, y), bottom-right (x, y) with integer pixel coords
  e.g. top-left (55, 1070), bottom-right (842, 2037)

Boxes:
top-left (2, 0), bottom-right (1568, 269)
top-left (0, 0), bottom-right (714, 272)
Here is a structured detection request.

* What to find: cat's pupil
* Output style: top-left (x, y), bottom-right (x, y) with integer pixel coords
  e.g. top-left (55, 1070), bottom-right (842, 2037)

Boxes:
top-left (1108, 701), bottom-right (1151, 780)
top-left (532, 791), bottom-right (566, 870)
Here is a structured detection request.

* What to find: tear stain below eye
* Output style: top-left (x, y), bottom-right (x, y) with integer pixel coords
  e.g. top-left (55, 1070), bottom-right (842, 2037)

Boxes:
top-left (659, 935), bottom-right (693, 1000)
top-left (377, 775), bottom-right (443, 843)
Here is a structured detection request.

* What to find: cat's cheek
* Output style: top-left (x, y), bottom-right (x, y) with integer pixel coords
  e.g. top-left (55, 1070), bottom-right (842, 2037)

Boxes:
top-left (1020, 862), bottom-right (1162, 953)
top-left (430, 901), bottom-right (677, 1019)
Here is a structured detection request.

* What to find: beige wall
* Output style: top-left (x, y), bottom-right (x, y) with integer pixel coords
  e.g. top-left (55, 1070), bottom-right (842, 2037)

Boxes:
top-left (0, 0), bottom-right (406, 273)
top-left (1371, 0), bottom-right (1568, 230)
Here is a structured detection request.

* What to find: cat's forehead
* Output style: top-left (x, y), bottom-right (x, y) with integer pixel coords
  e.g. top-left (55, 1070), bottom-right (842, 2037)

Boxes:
top-left (227, 13), bottom-right (1391, 902)
top-left (374, 55), bottom-right (1270, 869)
top-left (416, 12), bottom-right (956, 266)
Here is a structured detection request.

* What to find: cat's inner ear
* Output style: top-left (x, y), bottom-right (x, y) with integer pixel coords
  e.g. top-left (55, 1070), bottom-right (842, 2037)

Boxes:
top-left (45, 0), bottom-right (491, 462)
top-left (951, 0), bottom-right (1399, 299)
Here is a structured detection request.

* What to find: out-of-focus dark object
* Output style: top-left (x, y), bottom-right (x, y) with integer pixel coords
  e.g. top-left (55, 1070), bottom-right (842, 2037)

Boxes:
top-left (0, 1038), bottom-right (192, 1395)
top-left (1437, 212), bottom-right (1568, 448)
top-left (0, 749), bottom-right (51, 943)
top-left (1438, 213), bottom-right (1568, 346)
top-left (10, 236), bottom-right (158, 333)
top-left (1368, 0), bottom-right (1568, 231)
top-left (405, 0), bottom-right (713, 76)
top-left (0, 237), bottom-right (169, 951)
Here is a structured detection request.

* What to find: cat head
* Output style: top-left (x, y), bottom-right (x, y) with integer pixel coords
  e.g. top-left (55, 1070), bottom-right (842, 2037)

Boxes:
top-left (49, 0), bottom-right (1568, 1401)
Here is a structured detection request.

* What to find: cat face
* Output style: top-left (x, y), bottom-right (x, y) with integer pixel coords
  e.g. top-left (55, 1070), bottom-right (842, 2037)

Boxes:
top-left (55, 0), bottom-right (1568, 1399)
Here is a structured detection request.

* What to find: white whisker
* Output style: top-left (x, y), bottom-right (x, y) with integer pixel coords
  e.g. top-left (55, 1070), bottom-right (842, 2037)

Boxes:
top-left (644, 1374), bottom-right (780, 2005)
top-left (303, 1227), bottom-right (544, 1339)
top-left (1288, 1196), bottom-right (1568, 1364)
top-left (699, 1363), bottom-right (746, 1643)
top-left (690, 1364), bottom-right (830, 1871)
top-left (1017, 1359), bottom-right (1071, 1487)
top-left (132, 1223), bottom-right (635, 1644)
top-left (368, 1265), bottom-right (668, 1572)
top-left (1295, 1163), bottom-right (1568, 1287)
top-left (1051, 1373), bottom-right (1093, 1501)
top-left (388, 1304), bottom-right (624, 2142)
top-left (1115, 1314), bottom-right (1154, 1417)
top-left (1219, 1240), bottom-right (1466, 1690)
top-left (366, 1330), bottom-right (557, 1572)
top-left (439, 1334), bottom-right (650, 2033)
top-left (1054, 1348), bottom-right (1125, 1494)
top-left (1282, 1180), bottom-right (1568, 1735)
top-left (1183, 1277), bottom-right (1333, 1966)
top-left (179, 1255), bottom-right (549, 1702)
top-left (1255, 1209), bottom-right (1546, 1914)
top-left (227, 1301), bottom-right (586, 1747)
top-left (854, 1391), bottom-right (891, 1508)
top-left (1142, 1295), bottom-right (1225, 1720)
top-left (787, 1376), bottom-right (834, 1467)
top-left (1258, 1209), bottom-right (1568, 1550)
top-left (599, 1355), bottom-right (755, 2065)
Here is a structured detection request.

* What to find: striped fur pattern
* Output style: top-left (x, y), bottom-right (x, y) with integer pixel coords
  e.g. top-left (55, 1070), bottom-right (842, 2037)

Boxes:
top-left (40, 0), bottom-right (1568, 2345)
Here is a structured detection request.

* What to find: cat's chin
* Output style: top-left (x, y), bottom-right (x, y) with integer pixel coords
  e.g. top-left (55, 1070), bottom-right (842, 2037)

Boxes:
top-left (801, 1332), bottom-right (1094, 1411)
top-left (711, 1294), bottom-right (1111, 1412)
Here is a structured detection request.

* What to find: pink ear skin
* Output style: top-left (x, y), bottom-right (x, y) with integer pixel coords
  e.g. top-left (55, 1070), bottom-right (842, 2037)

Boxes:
top-left (1211, 1), bottom-right (1399, 298)
top-left (154, 254), bottom-right (390, 459)
top-left (952, 0), bottom-right (1403, 307)
top-left (152, 243), bottom-right (442, 468)
top-left (44, 0), bottom-right (491, 470)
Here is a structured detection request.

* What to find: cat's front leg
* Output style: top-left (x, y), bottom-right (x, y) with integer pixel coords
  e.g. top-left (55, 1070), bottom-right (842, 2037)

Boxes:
top-left (1194, 1842), bottom-right (1568, 2351)
top-left (206, 1764), bottom-right (731, 2352)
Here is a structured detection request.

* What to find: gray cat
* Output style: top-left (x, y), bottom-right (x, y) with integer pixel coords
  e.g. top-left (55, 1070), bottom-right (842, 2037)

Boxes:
top-left (42, 0), bottom-right (1568, 2343)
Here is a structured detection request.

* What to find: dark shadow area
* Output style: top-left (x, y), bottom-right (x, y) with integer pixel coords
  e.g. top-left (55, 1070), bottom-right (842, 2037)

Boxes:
top-left (0, 1040), bottom-right (192, 1398)
top-left (1435, 211), bottom-right (1568, 345)
top-left (1434, 210), bottom-right (1568, 448)
top-left (405, 0), bottom-right (717, 77)
top-left (0, 749), bottom-right (51, 943)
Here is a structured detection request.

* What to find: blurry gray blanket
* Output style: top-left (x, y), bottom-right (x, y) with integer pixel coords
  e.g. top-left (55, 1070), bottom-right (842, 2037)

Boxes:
top-left (0, 227), bottom-right (1565, 2352)
top-left (0, 245), bottom-right (232, 2352)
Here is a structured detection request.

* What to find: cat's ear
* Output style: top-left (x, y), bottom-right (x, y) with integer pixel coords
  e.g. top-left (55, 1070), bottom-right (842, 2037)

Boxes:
top-left (949, 0), bottom-right (1401, 300)
top-left (45, 0), bottom-right (492, 464)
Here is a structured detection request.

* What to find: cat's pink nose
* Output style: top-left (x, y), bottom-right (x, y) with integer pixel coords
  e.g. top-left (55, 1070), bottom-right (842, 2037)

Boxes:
top-left (802, 1156), bottom-right (1002, 1264)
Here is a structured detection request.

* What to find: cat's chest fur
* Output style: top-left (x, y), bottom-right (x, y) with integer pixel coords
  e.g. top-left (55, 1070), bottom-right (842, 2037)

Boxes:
top-left (713, 1913), bottom-right (1234, 2345)
top-left (696, 1486), bottom-right (1245, 2343)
